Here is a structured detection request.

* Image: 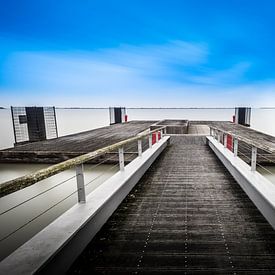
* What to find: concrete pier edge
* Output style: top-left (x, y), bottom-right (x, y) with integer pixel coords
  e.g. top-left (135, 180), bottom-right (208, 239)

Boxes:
top-left (208, 136), bottom-right (275, 229)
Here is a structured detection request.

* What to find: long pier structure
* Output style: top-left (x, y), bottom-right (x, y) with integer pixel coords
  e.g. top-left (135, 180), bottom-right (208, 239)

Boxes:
top-left (69, 136), bottom-right (275, 274)
top-left (1, 119), bottom-right (275, 273)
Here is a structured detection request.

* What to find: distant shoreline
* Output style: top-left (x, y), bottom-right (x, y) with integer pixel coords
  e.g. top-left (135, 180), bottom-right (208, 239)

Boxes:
top-left (1, 107), bottom-right (275, 110)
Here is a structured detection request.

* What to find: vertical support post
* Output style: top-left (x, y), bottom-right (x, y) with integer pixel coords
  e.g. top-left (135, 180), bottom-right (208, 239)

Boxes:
top-left (251, 146), bottom-right (257, 171)
top-left (119, 147), bottom-right (125, 171)
top-left (76, 164), bottom-right (86, 203)
top-left (234, 138), bottom-right (238, 157)
top-left (53, 106), bottom-right (59, 138)
top-left (11, 106), bottom-right (18, 144)
top-left (164, 127), bottom-right (167, 135)
top-left (160, 129), bottom-right (163, 139)
top-left (138, 139), bottom-right (142, 157)
top-left (210, 128), bottom-right (213, 137)
top-left (149, 134), bottom-right (152, 148)
top-left (217, 131), bottom-right (221, 143)
top-left (156, 131), bottom-right (159, 142)
top-left (224, 134), bottom-right (227, 148)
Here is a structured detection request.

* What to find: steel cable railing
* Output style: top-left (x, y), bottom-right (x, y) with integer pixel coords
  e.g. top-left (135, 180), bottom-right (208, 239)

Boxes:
top-left (0, 149), bottom-right (124, 218)
top-left (209, 126), bottom-right (275, 177)
top-left (0, 127), bottom-right (167, 244)
top-left (0, 175), bottom-right (77, 217)
top-left (0, 156), bottom-right (121, 243)
top-left (0, 187), bottom-right (79, 243)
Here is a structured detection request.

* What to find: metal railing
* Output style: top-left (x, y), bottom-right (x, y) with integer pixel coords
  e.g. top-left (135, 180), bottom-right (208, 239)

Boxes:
top-left (209, 126), bottom-right (275, 173)
top-left (0, 126), bottom-right (167, 245)
top-left (0, 126), bottom-right (167, 199)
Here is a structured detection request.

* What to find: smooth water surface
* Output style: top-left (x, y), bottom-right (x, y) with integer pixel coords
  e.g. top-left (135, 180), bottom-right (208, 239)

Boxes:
top-left (0, 163), bottom-right (118, 261)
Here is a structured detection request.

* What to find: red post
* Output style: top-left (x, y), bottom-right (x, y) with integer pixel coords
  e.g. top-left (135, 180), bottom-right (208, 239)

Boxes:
top-left (125, 115), bottom-right (128, 122)
top-left (227, 135), bottom-right (233, 151)
top-left (152, 132), bottom-right (156, 145)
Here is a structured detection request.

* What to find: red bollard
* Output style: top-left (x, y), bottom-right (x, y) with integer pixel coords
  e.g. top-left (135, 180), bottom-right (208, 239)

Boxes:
top-left (227, 135), bottom-right (233, 151)
top-left (152, 132), bottom-right (156, 145)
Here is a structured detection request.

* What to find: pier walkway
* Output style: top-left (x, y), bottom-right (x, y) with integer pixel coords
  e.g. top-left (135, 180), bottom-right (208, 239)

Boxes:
top-left (69, 136), bottom-right (275, 274)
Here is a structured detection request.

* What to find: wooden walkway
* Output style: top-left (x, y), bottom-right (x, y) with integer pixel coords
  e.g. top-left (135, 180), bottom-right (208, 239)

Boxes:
top-left (68, 136), bottom-right (275, 274)
top-left (0, 121), bottom-right (155, 164)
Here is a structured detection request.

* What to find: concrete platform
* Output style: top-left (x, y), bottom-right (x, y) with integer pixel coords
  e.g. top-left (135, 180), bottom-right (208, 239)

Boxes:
top-left (68, 136), bottom-right (275, 274)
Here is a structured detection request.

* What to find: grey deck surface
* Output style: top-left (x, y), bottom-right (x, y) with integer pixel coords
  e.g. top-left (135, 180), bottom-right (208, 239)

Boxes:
top-left (68, 136), bottom-right (275, 274)
top-left (0, 121), bottom-right (155, 163)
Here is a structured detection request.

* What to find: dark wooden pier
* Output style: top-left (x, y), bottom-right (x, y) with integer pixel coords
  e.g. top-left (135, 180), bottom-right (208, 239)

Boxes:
top-left (0, 121), bottom-right (155, 164)
top-left (68, 136), bottom-right (275, 274)
top-left (1, 120), bottom-right (275, 165)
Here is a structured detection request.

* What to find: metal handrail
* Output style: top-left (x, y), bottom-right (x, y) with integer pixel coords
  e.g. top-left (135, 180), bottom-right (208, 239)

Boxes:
top-left (0, 126), bottom-right (166, 198)
top-left (209, 126), bottom-right (273, 153)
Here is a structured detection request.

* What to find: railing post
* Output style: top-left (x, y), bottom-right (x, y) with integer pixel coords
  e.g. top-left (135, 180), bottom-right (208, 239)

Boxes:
top-left (76, 164), bottom-right (86, 203)
top-left (251, 146), bottom-right (257, 171)
top-left (119, 147), bottom-right (125, 171)
top-left (217, 131), bottom-right (221, 143)
top-left (164, 127), bottom-right (167, 135)
top-left (149, 134), bottom-right (152, 148)
top-left (224, 133), bottom-right (227, 148)
top-left (210, 127), bottom-right (213, 136)
top-left (138, 139), bottom-right (142, 157)
top-left (160, 129), bottom-right (163, 139)
top-left (234, 138), bottom-right (238, 157)
top-left (156, 131), bottom-right (159, 142)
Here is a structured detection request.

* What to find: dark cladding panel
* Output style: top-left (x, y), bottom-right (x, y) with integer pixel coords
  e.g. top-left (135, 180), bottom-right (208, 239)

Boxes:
top-left (26, 107), bottom-right (46, 142)
top-left (19, 115), bottom-right (27, 124)
top-left (114, 107), bottom-right (122, 123)
top-left (109, 107), bottom-right (126, 125)
top-left (235, 107), bottom-right (251, 127)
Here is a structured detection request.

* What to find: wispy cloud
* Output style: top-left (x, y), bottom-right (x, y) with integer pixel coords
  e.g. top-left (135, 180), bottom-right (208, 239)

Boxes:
top-left (0, 40), bottom-right (274, 107)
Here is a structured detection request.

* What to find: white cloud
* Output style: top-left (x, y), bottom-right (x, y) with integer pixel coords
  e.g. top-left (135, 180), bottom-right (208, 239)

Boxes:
top-left (1, 40), bottom-right (275, 107)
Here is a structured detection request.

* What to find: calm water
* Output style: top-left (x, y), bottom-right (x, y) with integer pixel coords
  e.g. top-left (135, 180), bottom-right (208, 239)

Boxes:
top-left (0, 163), bottom-right (118, 260)
top-left (0, 107), bottom-right (275, 260)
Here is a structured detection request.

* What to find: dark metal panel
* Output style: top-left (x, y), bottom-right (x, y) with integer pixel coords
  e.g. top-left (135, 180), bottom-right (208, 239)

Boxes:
top-left (26, 107), bottom-right (46, 142)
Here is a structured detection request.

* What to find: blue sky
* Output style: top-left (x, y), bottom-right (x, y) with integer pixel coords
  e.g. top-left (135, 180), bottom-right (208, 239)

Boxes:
top-left (0, 0), bottom-right (275, 107)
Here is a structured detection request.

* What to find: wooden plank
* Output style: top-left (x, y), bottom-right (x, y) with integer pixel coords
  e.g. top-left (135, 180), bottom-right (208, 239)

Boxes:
top-left (0, 121), bottom-right (156, 164)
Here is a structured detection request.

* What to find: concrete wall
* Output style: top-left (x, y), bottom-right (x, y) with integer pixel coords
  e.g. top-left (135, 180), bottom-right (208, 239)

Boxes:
top-left (0, 136), bottom-right (170, 275)
top-left (152, 120), bottom-right (189, 135)
top-left (207, 136), bottom-right (275, 230)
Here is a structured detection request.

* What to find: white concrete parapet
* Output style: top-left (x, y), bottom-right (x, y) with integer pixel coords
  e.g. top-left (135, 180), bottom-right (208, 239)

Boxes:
top-left (207, 136), bottom-right (275, 230)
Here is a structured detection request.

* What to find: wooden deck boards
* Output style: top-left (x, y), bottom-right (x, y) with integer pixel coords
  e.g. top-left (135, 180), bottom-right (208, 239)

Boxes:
top-left (68, 136), bottom-right (275, 274)
top-left (0, 121), bottom-right (156, 163)
top-left (1, 120), bottom-right (275, 165)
